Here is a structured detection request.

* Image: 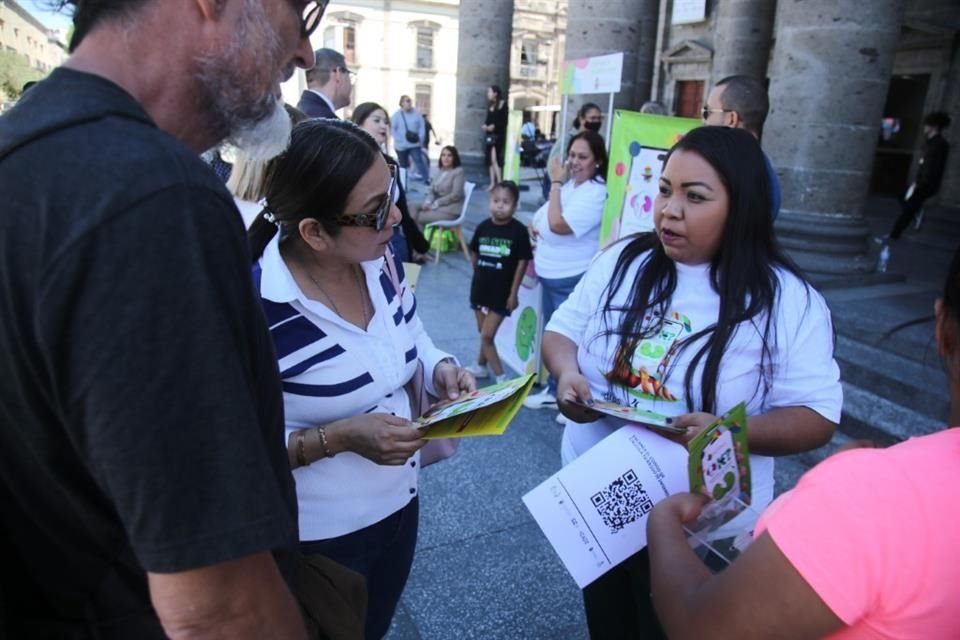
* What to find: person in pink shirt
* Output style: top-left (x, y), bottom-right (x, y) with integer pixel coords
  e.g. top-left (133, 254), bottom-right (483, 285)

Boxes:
top-left (646, 246), bottom-right (960, 639)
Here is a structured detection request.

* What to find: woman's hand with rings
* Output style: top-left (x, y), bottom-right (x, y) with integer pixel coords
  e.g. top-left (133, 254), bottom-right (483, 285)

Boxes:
top-left (556, 371), bottom-right (601, 423)
top-left (433, 360), bottom-right (477, 400)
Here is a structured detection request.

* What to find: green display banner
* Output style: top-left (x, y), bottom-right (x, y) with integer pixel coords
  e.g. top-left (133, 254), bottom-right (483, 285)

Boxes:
top-left (599, 110), bottom-right (700, 246)
top-left (502, 110), bottom-right (523, 183)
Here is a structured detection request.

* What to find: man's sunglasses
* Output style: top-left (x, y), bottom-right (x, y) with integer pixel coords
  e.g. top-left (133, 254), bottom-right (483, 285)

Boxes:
top-left (317, 67), bottom-right (357, 79)
top-left (335, 165), bottom-right (398, 231)
top-left (701, 106), bottom-right (733, 120)
top-left (301, 0), bottom-right (329, 39)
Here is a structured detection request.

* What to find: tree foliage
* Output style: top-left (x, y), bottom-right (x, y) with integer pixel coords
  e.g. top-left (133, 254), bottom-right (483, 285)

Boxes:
top-left (0, 51), bottom-right (44, 103)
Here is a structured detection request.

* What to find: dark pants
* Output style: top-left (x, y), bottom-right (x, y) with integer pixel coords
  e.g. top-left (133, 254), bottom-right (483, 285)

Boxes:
top-left (890, 187), bottom-right (933, 239)
top-left (582, 548), bottom-right (665, 640)
top-left (301, 498), bottom-right (419, 640)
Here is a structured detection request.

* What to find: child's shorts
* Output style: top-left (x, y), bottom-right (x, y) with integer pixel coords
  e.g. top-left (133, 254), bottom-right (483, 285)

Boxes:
top-left (471, 303), bottom-right (512, 318)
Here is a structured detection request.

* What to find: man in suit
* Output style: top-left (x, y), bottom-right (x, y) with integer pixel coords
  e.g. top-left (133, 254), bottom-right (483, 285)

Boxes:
top-left (297, 48), bottom-right (353, 118)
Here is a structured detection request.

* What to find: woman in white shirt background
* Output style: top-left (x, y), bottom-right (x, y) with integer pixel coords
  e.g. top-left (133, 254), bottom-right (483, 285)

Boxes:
top-left (542, 126), bottom-right (841, 639)
top-left (524, 129), bottom-right (608, 411)
top-left (247, 119), bottom-right (475, 639)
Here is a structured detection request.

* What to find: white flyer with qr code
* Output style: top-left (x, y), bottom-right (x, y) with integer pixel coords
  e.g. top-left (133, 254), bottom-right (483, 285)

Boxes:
top-left (522, 425), bottom-right (688, 587)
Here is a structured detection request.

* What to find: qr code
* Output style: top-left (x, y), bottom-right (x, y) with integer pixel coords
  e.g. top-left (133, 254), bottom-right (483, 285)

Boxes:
top-left (590, 469), bottom-right (654, 534)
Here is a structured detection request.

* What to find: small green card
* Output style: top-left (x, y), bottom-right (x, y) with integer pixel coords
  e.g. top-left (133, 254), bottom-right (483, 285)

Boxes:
top-left (686, 402), bottom-right (751, 530)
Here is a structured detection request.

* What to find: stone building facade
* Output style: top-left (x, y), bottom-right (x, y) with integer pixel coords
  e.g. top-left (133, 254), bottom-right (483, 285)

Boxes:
top-left (0, 0), bottom-right (66, 73)
top-left (508, 0), bottom-right (567, 137)
top-left (282, 0), bottom-right (461, 156)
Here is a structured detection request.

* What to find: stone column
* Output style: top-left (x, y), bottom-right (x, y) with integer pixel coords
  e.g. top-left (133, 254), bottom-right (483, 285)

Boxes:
top-left (766, 0), bottom-right (906, 275)
top-left (710, 0), bottom-right (776, 85)
top-left (454, 0), bottom-right (514, 160)
top-left (563, 0), bottom-right (658, 119)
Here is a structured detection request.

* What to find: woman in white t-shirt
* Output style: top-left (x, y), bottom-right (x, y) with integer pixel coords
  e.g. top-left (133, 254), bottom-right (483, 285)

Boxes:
top-left (524, 129), bottom-right (608, 410)
top-left (542, 126), bottom-right (842, 640)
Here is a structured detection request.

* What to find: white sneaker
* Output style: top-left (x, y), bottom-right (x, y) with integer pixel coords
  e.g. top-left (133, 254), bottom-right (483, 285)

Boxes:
top-left (494, 373), bottom-right (509, 384)
top-left (523, 388), bottom-right (557, 409)
top-left (555, 413), bottom-right (567, 425)
top-left (465, 363), bottom-right (490, 378)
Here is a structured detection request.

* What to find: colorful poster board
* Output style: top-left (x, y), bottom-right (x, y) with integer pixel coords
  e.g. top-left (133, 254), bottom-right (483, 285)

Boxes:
top-left (417, 374), bottom-right (536, 439)
top-left (502, 109), bottom-right (523, 183)
top-left (494, 261), bottom-right (544, 379)
top-left (560, 52), bottom-right (624, 95)
top-left (599, 111), bottom-right (700, 246)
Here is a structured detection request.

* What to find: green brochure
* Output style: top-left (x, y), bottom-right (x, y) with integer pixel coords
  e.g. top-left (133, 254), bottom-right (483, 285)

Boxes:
top-left (686, 402), bottom-right (751, 532)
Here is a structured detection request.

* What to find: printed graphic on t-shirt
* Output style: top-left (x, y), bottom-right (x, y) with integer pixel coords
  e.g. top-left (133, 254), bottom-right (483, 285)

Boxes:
top-left (477, 236), bottom-right (514, 270)
top-left (603, 310), bottom-right (692, 406)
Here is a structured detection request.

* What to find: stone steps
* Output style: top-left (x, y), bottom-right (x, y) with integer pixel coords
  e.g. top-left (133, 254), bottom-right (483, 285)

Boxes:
top-left (834, 334), bottom-right (949, 422)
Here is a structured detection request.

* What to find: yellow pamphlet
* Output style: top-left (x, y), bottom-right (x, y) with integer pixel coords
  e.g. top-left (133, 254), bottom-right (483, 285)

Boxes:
top-left (417, 374), bottom-right (536, 439)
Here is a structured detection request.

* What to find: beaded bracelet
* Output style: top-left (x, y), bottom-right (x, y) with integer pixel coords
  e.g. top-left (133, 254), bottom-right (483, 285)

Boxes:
top-left (317, 426), bottom-right (334, 458)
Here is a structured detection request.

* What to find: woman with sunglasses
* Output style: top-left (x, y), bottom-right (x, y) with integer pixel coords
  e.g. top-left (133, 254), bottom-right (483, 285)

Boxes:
top-left (248, 119), bottom-right (475, 639)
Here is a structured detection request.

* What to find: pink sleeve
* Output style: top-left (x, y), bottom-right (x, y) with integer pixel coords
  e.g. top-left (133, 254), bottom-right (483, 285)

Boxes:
top-left (755, 449), bottom-right (917, 627)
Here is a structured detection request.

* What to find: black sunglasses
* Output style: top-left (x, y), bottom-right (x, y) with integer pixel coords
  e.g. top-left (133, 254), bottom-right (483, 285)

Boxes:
top-left (301, 0), bottom-right (328, 39)
top-left (316, 66), bottom-right (357, 79)
top-left (335, 164), bottom-right (398, 231)
top-left (701, 106), bottom-right (733, 120)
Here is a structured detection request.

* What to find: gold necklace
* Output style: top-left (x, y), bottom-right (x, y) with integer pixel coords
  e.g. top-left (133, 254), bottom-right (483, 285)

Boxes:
top-left (308, 265), bottom-right (369, 327)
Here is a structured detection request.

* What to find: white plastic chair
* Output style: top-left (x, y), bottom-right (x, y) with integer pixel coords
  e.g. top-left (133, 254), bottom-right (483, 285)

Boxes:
top-left (425, 181), bottom-right (476, 263)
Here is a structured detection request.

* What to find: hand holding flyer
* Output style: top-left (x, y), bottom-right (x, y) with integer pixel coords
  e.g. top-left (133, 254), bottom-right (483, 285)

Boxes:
top-left (685, 402), bottom-right (751, 537)
top-left (523, 401), bottom-right (751, 587)
top-left (416, 374), bottom-right (535, 439)
top-left (569, 398), bottom-right (687, 435)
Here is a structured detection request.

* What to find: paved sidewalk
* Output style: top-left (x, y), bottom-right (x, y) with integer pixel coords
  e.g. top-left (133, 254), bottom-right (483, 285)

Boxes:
top-left (386, 246), bottom-right (588, 640)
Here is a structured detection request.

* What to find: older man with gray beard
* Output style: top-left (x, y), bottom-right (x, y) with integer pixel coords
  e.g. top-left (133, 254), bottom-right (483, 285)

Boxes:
top-left (0, 1), bottom-right (320, 638)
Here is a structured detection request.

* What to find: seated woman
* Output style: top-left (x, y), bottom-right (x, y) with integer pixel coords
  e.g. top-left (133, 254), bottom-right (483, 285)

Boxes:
top-left (648, 245), bottom-right (960, 639)
top-left (351, 101), bottom-right (429, 263)
top-left (542, 126), bottom-right (842, 639)
top-left (413, 145), bottom-right (465, 226)
top-left (247, 119), bottom-right (475, 640)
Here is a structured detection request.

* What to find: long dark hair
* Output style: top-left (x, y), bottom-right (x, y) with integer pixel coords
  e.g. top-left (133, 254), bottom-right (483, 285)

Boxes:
top-left (568, 130), bottom-right (608, 183)
top-left (248, 118), bottom-right (382, 261)
top-left (352, 101), bottom-right (389, 127)
top-left (599, 126), bottom-right (807, 413)
top-left (438, 145), bottom-right (461, 168)
top-left (572, 102), bottom-right (601, 129)
top-left (488, 85), bottom-right (504, 107)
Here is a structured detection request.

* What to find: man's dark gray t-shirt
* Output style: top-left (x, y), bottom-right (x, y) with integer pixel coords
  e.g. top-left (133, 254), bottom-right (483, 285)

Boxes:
top-left (0, 68), bottom-right (298, 636)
